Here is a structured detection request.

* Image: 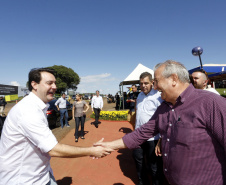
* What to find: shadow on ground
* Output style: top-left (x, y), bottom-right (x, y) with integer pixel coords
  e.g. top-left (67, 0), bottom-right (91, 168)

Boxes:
top-left (118, 127), bottom-right (133, 134)
top-left (57, 177), bottom-right (72, 185)
top-left (117, 148), bottom-right (138, 185)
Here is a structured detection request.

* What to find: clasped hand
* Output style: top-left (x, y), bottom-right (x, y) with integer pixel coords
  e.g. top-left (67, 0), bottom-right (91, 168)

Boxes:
top-left (91, 138), bottom-right (114, 159)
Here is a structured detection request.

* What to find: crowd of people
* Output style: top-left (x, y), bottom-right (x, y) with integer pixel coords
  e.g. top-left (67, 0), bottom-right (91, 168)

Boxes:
top-left (0, 60), bottom-right (225, 185)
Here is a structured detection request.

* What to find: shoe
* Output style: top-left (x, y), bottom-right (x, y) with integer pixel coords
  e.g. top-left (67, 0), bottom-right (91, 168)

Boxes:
top-left (95, 124), bottom-right (98, 128)
top-left (66, 125), bottom-right (70, 127)
top-left (75, 139), bottom-right (78, 142)
top-left (81, 137), bottom-right (85, 139)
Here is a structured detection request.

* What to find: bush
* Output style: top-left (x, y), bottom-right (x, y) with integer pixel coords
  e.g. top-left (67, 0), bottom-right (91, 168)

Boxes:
top-left (90, 111), bottom-right (128, 121)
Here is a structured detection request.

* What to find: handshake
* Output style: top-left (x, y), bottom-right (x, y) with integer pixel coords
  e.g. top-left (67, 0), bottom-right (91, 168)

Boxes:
top-left (90, 138), bottom-right (125, 159)
top-left (91, 138), bottom-right (114, 159)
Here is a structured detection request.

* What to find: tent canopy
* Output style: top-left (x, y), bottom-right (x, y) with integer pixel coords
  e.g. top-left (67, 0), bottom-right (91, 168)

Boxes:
top-left (188, 64), bottom-right (226, 74)
top-left (120, 63), bottom-right (154, 86)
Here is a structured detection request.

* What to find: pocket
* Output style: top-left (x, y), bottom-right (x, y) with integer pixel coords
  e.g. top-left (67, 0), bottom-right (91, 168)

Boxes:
top-left (173, 121), bottom-right (193, 146)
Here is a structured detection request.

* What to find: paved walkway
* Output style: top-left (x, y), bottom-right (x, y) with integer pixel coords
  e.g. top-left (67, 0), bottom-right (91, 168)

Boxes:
top-left (50, 119), bottom-right (138, 185)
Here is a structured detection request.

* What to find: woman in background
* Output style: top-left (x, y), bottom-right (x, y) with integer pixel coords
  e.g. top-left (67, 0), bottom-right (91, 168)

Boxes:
top-left (72, 94), bottom-right (89, 142)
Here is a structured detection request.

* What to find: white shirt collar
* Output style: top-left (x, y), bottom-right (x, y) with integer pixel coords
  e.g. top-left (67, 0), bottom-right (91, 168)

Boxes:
top-left (29, 92), bottom-right (50, 111)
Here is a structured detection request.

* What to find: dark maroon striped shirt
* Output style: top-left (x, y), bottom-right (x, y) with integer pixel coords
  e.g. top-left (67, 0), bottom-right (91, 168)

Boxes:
top-left (123, 84), bottom-right (226, 185)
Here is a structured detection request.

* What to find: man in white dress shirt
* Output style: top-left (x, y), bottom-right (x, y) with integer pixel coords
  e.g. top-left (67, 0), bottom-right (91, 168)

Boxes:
top-left (0, 68), bottom-right (113, 185)
top-left (91, 90), bottom-right (103, 128)
top-left (55, 93), bottom-right (70, 128)
top-left (191, 69), bottom-right (220, 95)
top-left (133, 72), bottom-right (164, 185)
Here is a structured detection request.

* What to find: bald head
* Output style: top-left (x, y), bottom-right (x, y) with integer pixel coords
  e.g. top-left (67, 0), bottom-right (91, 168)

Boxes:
top-left (192, 71), bottom-right (208, 89)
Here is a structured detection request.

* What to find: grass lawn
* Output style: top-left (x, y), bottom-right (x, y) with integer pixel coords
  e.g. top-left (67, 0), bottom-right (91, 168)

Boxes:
top-left (216, 88), bottom-right (226, 97)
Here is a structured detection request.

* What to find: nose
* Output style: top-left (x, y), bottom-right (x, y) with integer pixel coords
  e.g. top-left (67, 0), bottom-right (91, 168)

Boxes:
top-left (52, 83), bottom-right (57, 90)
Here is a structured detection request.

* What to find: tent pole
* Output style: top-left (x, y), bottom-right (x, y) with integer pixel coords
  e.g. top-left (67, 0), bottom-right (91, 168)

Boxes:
top-left (119, 84), bottom-right (121, 111)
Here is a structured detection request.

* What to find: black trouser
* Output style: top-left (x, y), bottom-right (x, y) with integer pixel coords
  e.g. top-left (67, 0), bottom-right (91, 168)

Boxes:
top-left (75, 116), bottom-right (85, 139)
top-left (132, 140), bottom-right (164, 185)
top-left (94, 108), bottom-right (100, 123)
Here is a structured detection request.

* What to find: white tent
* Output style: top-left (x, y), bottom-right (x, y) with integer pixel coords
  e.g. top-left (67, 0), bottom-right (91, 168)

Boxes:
top-left (119, 63), bottom-right (154, 109)
top-left (120, 63), bottom-right (154, 86)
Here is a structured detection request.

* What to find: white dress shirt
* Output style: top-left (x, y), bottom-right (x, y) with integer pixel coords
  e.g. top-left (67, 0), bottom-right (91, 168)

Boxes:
top-left (204, 85), bottom-right (220, 95)
top-left (91, 95), bottom-right (103, 109)
top-left (135, 89), bottom-right (163, 141)
top-left (0, 92), bottom-right (58, 185)
top-left (55, 97), bottom-right (67, 108)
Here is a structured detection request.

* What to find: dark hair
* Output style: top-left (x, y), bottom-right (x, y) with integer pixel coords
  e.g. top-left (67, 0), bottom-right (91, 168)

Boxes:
top-left (28, 68), bottom-right (56, 91)
top-left (193, 69), bottom-right (208, 80)
top-left (132, 84), bottom-right (137, 88)
top-left (140, 72), bottom-right (153, 81)
top-left (189, 75), bottom-right (194, 85)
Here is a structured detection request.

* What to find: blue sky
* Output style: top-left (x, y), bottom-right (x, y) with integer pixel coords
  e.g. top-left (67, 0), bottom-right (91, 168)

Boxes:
top-left (0, 0), bottom-right (226, 95)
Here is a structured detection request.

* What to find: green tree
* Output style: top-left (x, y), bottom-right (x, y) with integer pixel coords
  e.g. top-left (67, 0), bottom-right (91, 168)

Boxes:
top-left (48, 65), bottom-right (80, 93)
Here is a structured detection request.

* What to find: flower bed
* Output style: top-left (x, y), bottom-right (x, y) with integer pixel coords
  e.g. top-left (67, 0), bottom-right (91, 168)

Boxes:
top-left (90, 110), bottom-right (128, 121)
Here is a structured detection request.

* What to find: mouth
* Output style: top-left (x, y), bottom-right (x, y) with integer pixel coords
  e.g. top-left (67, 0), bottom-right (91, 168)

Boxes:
top-left (47, 92), bottom-right (54, 96)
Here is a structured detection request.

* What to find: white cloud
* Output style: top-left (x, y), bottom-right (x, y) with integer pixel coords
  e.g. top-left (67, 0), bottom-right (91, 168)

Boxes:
top-left (10, 81), bottom-right (20, 86)
top-left (77, 73), bottom-right (119, 94)
top-left (81, 73), bottom-right (112, 83)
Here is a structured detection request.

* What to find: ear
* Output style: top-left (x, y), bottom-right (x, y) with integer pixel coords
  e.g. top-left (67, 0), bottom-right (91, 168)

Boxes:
top-left (171, 74), bottom-right (179, 86)
top-left (203, 80), bottom-right (208, 86)
top-left (150, 80), bottom-right (154, 86)
top-left (31, 81), bottom-right (38, 91)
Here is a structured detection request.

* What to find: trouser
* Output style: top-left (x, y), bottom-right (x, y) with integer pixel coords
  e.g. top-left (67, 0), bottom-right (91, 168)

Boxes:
top-left (59, 108), bottom-right (68, 128)
top-left (132, 140), bottom-right (164, 185)
top-left (0, 106), bottom-right (4, 116)
top-left (46, 172), bottom-right (57, 185)
top-left (75, 116), bottom-right (85, 139)
top-left (94, 108), bottom-right (100, 123)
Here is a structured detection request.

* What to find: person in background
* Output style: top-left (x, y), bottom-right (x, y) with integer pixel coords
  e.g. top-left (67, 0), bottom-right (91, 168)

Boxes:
top-left (55, 93), bottom-right (70, 128)
top-left (133, 72), bottom-right (164, 185)
top-left (0, 96), bottom-right (7, 116)
top-left (94, 60), bottom-right (226, 185)
top-left (0, 68), bottom-right (113, 185)
top-left (72, 94), bottom-right (89, 142)
top-left (91, 90), bottom-right (103, 128)
top-left (115, 93), bottom-right (120, 110)
top-left (68, 95), bottom-right (71, 103)
top-left (191, 69), bottom-right (220, 95)
top-left (127, 84), bottom-right (139, 130)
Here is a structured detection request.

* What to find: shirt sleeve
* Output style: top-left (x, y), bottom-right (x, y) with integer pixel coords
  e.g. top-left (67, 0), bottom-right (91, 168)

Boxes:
top-left (101, 97), bottom-right (103, 108)
top-left (206, 95), bottom-right (226, 155)
top-left (19, 108), bottom-right (58, 153)
top-left (55, 98), bottom-right (60, 106)
top-left (123, 110), bottom-right (159, 149)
